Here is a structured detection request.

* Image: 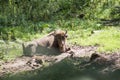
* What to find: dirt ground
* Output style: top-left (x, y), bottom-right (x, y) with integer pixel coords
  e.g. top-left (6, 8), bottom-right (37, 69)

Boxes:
top-left (0, 45), bottom-right (120, 79)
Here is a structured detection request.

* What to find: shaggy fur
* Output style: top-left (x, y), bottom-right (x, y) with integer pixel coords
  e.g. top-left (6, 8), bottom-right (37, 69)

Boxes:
top-left (22, 30), bottom-right (69, 56)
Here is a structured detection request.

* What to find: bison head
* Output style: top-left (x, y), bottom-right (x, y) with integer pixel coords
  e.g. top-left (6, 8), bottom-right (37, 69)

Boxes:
top-left (54, 30), bottom-right (68, 53)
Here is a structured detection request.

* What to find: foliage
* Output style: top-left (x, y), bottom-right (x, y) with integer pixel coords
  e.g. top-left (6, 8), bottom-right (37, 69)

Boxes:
top-left (0, 41), bottom-right (22, 61)
top-left (0, 0), bottom-right (120, 61)
top-left (0, 1), bottom-right (120, 79)
top-left (0, 0), bottom-right (119, 26)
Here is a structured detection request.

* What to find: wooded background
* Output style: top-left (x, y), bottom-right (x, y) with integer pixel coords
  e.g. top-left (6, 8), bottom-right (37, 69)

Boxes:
top-left (0, 0), bottom-right (119, 27)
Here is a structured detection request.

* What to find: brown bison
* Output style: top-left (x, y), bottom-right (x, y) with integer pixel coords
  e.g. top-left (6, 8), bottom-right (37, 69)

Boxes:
top-left (22, 30), bottom-right (70, 56)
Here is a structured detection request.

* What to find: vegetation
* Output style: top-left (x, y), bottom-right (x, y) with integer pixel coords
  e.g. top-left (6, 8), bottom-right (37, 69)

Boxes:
top-left (68, 27), bottom-right (120, 52)
top-left (0, 0), bottom-right (120, 79)
top-left (0, 0), bottom-right (120, 60)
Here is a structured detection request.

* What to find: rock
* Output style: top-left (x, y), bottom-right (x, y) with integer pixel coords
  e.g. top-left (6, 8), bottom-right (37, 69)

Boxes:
top-left (26, 57), bottom-right (43, 69)
top-left (90, 53), bottom-right (101, 61)
top-left (89, 53), bottom-right (110, 66)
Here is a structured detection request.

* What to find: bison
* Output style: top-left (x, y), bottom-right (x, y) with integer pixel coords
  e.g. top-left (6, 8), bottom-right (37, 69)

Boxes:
top-left (22, 30), bottom-right (70, 56)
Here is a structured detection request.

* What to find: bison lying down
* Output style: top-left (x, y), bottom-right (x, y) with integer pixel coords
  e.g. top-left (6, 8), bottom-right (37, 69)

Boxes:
top-left (22, 30), bottom-right (70, 56)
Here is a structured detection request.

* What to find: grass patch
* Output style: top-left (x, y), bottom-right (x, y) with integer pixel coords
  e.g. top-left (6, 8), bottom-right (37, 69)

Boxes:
top-left (0, 41), bottom-right (22, 61)
top-left (68, 27), bottom-right (120, 52)
top-left (1, 26), bottom-right (120, 61)
top-left (0, 19), bottom-right (120, 61)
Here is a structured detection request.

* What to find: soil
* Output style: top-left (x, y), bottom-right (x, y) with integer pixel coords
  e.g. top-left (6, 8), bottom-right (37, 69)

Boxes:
top-left (0, 45), bottom-right (120, 78)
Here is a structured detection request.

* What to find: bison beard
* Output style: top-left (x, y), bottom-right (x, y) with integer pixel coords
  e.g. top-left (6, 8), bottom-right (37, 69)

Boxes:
top-left (22, 30), bottom-right (69, 56)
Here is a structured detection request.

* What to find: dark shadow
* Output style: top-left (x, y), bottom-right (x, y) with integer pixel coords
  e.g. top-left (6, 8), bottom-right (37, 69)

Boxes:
top-left (99, 18), bottom-right (120, 26)
top-left (23, 44), bottom-right (61, 56)
top-left (1, 56), bottom-right (120, 80)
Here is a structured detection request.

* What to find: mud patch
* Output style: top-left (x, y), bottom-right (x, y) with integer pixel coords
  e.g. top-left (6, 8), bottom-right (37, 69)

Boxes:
top-left (1, 45), bottom-right (120, 80)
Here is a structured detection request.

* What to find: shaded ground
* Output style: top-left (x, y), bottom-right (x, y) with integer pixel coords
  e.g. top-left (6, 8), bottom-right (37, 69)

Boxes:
top-left (0, 45), bottom-right (97, 76)
top-left (1, 45), bottom-right (120, 80)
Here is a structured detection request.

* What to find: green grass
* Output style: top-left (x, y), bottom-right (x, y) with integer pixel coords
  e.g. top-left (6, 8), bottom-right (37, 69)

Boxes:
top-left (0, 42), bottom-right (22, 61)
top-left (68, 27), bottom-right (120, 52)
top-left (0, 1), bottom-right (120, 79)
top-left (0, 19), bottom-right (120, 61)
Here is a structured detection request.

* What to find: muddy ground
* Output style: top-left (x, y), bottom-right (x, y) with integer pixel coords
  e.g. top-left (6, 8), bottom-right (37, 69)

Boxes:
top-left (0, 45), bottom-right (120, 80)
